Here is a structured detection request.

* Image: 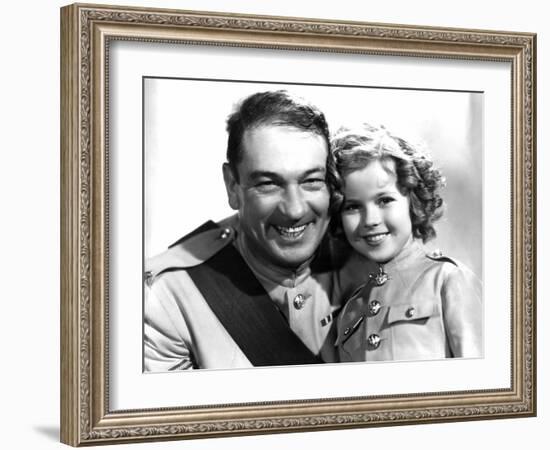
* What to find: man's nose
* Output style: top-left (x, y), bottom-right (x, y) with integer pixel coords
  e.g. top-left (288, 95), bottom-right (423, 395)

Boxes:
top-left (279, 186), bottom-right (307, 219)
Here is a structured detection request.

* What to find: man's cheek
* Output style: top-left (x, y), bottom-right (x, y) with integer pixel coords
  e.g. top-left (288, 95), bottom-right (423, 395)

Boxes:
top-left (310, 192), bottom-right (330, 215)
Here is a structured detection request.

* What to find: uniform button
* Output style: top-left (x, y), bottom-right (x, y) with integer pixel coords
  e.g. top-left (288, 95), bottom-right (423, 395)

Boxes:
top-left (368, 300), bottom-right (381, 316)
top-left (405, 307), bottom-right (416, 318)
top-left (370, 267), bottom-right (389, 286)
top-left (367, 334), bottom-right (381, 349)
top-left (144, 271), bottom-right (153, 286)
top-left (293, 294), bottom-right (306, 310)
top-left (219, 228), bottom-right (231, 239)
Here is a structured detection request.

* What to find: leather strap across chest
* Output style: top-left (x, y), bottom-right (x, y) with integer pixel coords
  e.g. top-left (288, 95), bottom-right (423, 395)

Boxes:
top-left (186, 231), bottom-right (322, 367)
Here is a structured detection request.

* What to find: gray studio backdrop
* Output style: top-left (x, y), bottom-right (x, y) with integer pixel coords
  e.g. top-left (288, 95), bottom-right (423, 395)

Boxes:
top-left (144, 78), bottom-right (483, 280)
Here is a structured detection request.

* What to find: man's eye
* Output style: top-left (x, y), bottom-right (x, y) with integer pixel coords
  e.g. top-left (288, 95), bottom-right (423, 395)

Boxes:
top-left (302, 178), bottom-right (326, 190)
top-left (255, 181), bottom-right (279, 192)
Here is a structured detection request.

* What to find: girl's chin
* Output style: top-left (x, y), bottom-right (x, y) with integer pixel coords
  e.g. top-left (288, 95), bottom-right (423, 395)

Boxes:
top-left (354, 246), bottom-right (397, 264)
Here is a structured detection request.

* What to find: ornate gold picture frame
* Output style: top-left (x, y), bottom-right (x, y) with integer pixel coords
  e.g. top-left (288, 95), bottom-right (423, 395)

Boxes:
top-left (60, 3), bottom-right (536, 446)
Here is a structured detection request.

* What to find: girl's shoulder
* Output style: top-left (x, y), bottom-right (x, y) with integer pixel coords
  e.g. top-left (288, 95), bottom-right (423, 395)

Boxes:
top-left (424, 248), bottom-right (459, 267)
top-left (419, 247), bottom-right (480, 290)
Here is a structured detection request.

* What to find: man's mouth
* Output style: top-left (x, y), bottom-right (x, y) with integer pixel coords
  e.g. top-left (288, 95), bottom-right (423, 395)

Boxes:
top-left (362, 232), bottom-right (389, 245)
top-left (274, 223), bottom-right (309, 239)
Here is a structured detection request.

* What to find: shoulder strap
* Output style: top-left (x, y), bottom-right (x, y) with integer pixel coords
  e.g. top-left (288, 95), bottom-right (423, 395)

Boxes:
top-left (425, 249), bottom-right (458, 266)
top-left (168, 220), bottom-right (218, 248)
top-left (186, 243), bottom-right (322, 367)
top-left (146, 221), bottom-right (236, 285)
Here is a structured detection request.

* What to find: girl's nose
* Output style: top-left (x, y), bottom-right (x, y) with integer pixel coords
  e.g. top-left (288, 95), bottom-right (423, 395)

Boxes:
top-left (363, 204), bottom-right (381, 228)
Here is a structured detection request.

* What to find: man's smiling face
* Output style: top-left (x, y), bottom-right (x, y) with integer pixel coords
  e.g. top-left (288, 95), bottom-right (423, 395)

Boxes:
top-left (223, 124), bottom-right (330, 269)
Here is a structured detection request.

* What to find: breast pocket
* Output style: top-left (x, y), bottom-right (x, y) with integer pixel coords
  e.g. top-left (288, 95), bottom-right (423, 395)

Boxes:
top-left (386, 301), bottom-right (445, 361)
top-left (387, 303), bottom-right (437, 325)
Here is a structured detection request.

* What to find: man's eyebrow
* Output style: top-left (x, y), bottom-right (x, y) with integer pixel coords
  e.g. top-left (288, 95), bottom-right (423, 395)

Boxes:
top-left (247, 167), bottom-right (326, 181)
top-left (247, 170), bottom-right (282, 181)
top-left (301, 167), bottom-right (326, 177)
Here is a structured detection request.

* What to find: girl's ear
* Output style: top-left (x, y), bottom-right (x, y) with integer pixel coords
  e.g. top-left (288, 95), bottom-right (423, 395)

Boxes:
top-left (222, 163), bottom-right (240, 210)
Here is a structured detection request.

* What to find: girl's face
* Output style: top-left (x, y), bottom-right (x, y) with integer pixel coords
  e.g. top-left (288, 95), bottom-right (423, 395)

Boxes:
top-left (341, 158), bottom-right (413, 263)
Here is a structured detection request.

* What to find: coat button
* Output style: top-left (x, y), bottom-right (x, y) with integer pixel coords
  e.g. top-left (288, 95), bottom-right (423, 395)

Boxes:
top-left (293, 294), bottom-right (306, 310)
top-left (368, 300), bottom-right (381, 316)
top-left (369, 267), bottom-right (389, 286)
top-left (405, 307), bottom-right (416, 318)
top-left (367, 334), bottom-right (381, 349)
top-left (219, 228), bottom-right (231, 239)
top-left (144, 271), bottom-right (153, 286)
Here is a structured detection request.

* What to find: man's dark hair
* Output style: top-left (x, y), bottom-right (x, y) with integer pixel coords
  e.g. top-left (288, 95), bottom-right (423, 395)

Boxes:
top-left (226, 90), bottom-right (331, 180)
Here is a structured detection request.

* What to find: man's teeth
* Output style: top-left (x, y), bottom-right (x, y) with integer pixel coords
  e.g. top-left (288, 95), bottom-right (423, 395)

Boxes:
top-left (275, 224), bottom-right (307, 237)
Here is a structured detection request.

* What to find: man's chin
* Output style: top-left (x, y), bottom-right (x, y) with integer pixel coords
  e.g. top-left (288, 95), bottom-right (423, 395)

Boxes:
top-left (269, 246), bottom-right (317, 270)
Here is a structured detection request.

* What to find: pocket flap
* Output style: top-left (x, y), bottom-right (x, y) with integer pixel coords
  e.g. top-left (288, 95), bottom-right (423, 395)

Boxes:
top-left (387, 303), bottom-right (438, 324)
top-left (335, 314), bottom-right (365, 346)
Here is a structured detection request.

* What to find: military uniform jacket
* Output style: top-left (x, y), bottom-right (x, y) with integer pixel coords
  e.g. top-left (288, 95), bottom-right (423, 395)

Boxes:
top-left (336, 240), bottom-right (482, 362)
top-left (144, 216), bottom-right (340, 371)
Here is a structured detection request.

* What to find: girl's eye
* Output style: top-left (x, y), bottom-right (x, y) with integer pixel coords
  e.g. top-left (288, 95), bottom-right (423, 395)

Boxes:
top-left (378, 196), bottom-right (395, 206)
top-left (342, 203), bottom-right (360, 212)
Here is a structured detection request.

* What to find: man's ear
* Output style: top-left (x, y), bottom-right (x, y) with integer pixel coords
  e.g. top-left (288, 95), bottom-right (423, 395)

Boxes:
top-left (222, 163), bottom-right (240, 210)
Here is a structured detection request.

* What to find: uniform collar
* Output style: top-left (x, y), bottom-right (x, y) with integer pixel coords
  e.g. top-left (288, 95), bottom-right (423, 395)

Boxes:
top-left (235, 227), bottom-right (313, 289)
top-left (380, 237), bottom-right (424, 272)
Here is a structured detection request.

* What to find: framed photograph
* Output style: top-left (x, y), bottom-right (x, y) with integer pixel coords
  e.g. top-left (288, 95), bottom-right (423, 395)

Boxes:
top-left (60, 3), bottom-right (536, 446)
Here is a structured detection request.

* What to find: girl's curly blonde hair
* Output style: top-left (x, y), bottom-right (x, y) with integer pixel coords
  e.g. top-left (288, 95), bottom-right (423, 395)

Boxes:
top-left (331, 123), bottom-right (445, 242)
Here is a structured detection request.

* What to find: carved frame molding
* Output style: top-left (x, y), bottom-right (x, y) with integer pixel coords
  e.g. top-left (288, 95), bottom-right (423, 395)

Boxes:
top-left (60, 3), bottom-right (536, 446)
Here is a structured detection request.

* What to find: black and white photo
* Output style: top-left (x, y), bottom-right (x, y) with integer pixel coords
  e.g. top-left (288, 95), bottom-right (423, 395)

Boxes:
top-left (143, 80), bottom-right (484, 371)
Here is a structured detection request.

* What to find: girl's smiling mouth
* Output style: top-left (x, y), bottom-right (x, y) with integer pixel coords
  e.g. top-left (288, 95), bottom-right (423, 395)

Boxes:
top-left (361, 232), bottom-right (390, 245)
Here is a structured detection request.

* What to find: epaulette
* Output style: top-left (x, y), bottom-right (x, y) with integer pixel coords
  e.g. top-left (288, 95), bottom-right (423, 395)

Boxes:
top-left (425, 249), bottom-right (458, 266)
top-left (145, 219), bottom-right (236, 285)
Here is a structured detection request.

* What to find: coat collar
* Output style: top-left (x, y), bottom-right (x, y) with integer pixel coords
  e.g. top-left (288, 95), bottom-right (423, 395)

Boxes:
top-left (235, 227), bottom-right (313, 289)
top-left (380, 238), bottom-right (425, 272)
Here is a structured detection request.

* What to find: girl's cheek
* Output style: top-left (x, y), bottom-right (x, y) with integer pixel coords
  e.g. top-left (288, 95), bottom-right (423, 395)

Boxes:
top-left (341, 216), bottom-right (354, 235)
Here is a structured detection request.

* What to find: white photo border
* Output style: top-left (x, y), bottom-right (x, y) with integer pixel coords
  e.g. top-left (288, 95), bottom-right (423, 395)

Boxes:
top-left (113, 44), bottom-right (506, 410)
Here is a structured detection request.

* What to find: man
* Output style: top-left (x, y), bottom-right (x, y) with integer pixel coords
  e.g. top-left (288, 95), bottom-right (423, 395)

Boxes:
top-left (144, 90), bottom-right (343, 371)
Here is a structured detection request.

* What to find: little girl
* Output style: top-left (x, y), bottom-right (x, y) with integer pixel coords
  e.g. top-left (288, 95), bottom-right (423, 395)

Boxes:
top-left (332, 123), bottom-right (482, 363)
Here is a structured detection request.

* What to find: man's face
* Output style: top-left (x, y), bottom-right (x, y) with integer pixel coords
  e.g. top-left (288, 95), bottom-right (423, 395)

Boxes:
top-left (224, 124), bottom-right (330, 269)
